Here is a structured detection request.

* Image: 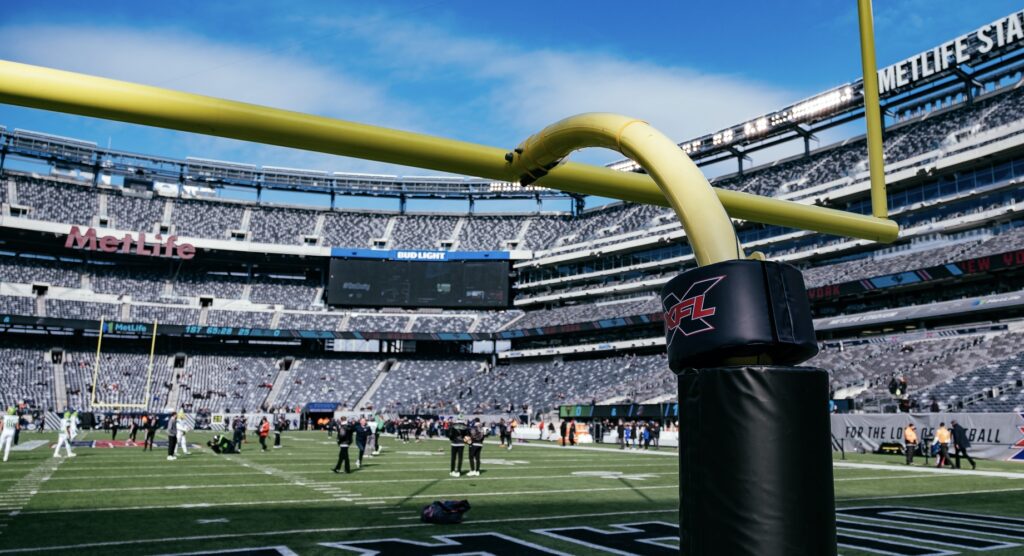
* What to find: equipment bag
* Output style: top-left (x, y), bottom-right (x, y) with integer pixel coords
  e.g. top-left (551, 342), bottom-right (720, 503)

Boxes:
top-left (421, 499), bottom-right (471, 524)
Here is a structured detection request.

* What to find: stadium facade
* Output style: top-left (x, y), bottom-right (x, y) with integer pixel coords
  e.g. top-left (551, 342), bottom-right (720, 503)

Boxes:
top-left (2, 9), bottom-right (1024, 419)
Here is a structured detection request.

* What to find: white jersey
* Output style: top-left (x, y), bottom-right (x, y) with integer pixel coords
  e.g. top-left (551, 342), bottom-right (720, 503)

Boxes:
top-left (1, 415), bottom-right (17, 435)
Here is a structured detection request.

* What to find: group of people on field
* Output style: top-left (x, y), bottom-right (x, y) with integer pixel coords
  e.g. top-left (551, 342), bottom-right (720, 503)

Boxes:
top-left (903, 420), bottom-right (976, 469)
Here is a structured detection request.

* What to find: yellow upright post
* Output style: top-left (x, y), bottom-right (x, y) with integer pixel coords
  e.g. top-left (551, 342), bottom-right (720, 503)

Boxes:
top-left (90, 317), bottom-right (106, 409)
top-left (142, 320), bottom-right (159, 410)
top-left (858, 0), bottom-right (889, 218)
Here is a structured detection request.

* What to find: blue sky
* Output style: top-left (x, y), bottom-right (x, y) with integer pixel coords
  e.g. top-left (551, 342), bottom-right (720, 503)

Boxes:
top-left (0, 0), bottom-right (1018, 210)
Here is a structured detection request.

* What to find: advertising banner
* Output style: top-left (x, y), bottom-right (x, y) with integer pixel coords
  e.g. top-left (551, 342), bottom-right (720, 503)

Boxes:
top-left (831, 412), bottom-right (1024, 461)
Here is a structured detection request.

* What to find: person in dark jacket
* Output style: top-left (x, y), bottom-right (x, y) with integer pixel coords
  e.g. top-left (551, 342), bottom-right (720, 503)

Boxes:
top-left (231, 416), bottom-right (245, 453)
top-left (951, 420), bottom-right (976, 469)
top-left (166, 413), bottom-right (178, 461)
top-left (333, 417), bottom-right (354, 474)
top-left (274, 415), bottom-right (286, 449)
top-left (559, 420), bottom-right (568, 447)
top-left (143, 414), bottom-right (157, 451)
top-left (448, 419), bottom-right (469, 477)
top-left (354, 417), bottom-right (371, 469)
top-left (497, 419), bottom-right (508, 448)
top-left (467, 419), bottom-right (485, 477)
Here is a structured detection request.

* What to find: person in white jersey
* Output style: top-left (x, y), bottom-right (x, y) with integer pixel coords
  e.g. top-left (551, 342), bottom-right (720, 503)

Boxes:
top-left (175, 411), bottom-right (190, 456)
top-left (54, 411), bottom-right (76, 458)
top-left (1, 407), bottom-right (20, 462)
top-left (70, 411), bottom-right (80, 440)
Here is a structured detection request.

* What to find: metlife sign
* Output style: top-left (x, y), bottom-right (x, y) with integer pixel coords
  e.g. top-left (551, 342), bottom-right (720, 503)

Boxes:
top-left (878, 10), bottom-right (1024, 95)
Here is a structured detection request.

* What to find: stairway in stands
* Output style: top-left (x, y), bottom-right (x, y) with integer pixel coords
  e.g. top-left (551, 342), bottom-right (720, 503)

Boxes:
top-left (354, 359), bottom-right (395, 411)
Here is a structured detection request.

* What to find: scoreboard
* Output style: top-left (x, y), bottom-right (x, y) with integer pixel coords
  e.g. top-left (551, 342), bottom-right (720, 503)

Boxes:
top-left (326, 258), bottom-right (510, 309)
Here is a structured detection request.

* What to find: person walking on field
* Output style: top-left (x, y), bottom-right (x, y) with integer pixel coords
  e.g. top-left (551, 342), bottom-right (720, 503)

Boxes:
top-left (934, 422), bottom-right (953, 468)
top-left (53, 411), bottom-right (76, 458)
top-left (332, 417), bottom-right (353, 474)
top-left (166, 412), bottom-right (178, 461)
top-left (903, 423), bottom-right (918, 465)
top-left (175, 412), bottom-right (190, 456)
top-left (258, 417), bottom-right (270, 452)
top-left (142, 414), bottom-right (157, 451)
top-left (1, 407), bottom-right (19, 462)
top-left (951, 420), bottom-right (976, 470)
top-left (354, 417), bottom-right (371, 469)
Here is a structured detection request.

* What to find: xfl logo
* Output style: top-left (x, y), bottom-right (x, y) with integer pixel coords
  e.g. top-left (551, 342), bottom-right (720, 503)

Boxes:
top-left (663, 276), bottom-right (724, 339)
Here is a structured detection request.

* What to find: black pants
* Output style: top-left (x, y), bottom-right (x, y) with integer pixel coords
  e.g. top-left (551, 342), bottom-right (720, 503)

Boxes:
top-left (356, 440), bottom-right (366, 464)
top-left (335, 445), bottom-right (350, 473)
top-left (954, 445), bottom-right (975, 468)
top-left (233, 431), bottom-right (244, 452)
top-left (469, 445), bottom-right (482, 472)
top-left (374, 432), bottom-right (381, 452)
top-left (905, 443), bottom-right (916, 465)
top-left (937, 443), bottom-right (952, 467)
top-left (130, 428), bottom-right (138, 442)
top-left (450, 445), bottom-right (464, 472)
top-left (167, 435), bottom-right (177, 456)
top-left (274, 431), bottom-right (281, 447)
top-left (111, 426), bottom-right (118, 440)
top-left (144, 430), bottom-right (155, 450)
top-left (259, 436), bottom-right (267, 451)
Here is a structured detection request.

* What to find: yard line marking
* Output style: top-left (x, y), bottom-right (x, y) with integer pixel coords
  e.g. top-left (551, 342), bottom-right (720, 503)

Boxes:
top-left (839, 486), bottom-right (1024, 502)
top-left (12, 484), bottom-right (677, 516)
top-left (34, 482), bottom-right (288, 494)
top-left (834, 474), bottom-right (938, 482)
top-left (0, 508), bottom-right (679, 553)
top-left (834, 462), bottom-right (1024, 480)
top-left (0, 458), bottom-right (62, 536)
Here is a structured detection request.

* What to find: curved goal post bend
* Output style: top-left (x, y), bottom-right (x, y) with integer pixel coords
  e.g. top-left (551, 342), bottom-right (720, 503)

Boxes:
top-left (89, 318), bottom-right (159, 410)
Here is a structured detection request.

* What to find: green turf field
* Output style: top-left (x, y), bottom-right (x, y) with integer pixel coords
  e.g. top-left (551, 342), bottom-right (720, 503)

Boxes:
top-left (0, 430), bottom-right (1022, 555)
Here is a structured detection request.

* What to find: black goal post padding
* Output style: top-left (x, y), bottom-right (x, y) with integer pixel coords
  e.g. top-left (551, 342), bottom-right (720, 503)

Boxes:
top-left (677, 366), bottom-right (837, 556)
top-left (662, 259), bottom-right (836, 555)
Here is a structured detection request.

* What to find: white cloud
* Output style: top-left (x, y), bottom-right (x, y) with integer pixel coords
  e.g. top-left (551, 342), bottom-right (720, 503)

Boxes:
top-left (0, 18), bottom-right (799, 173)
top-left (0, 24), bottom-right (437, 175)
top-left (322, 16), bottom-right (798, 163)
top-left (0, 25), bottom-right (419, 126)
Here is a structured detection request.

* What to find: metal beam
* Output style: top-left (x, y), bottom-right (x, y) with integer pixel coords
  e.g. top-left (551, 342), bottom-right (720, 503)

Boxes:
top-left (0, 60), bottom-right (898, 242)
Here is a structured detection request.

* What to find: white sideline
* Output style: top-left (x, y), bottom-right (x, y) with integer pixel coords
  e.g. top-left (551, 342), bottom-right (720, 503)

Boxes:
top-left (834, 461), bottom-right (1024, 479)
top-left (0, 508), bottom-right (679, 553)
top-left (12, 484), bottom-right (677, 516)
top-left (839, 486), bottom-right (1024, 502)
top-left (31, 471), bottom-right (680, 494)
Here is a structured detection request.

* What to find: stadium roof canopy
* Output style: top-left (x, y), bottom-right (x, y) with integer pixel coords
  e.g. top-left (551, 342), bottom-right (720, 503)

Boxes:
top-left (1, 9), bottom-right (1022, 202)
